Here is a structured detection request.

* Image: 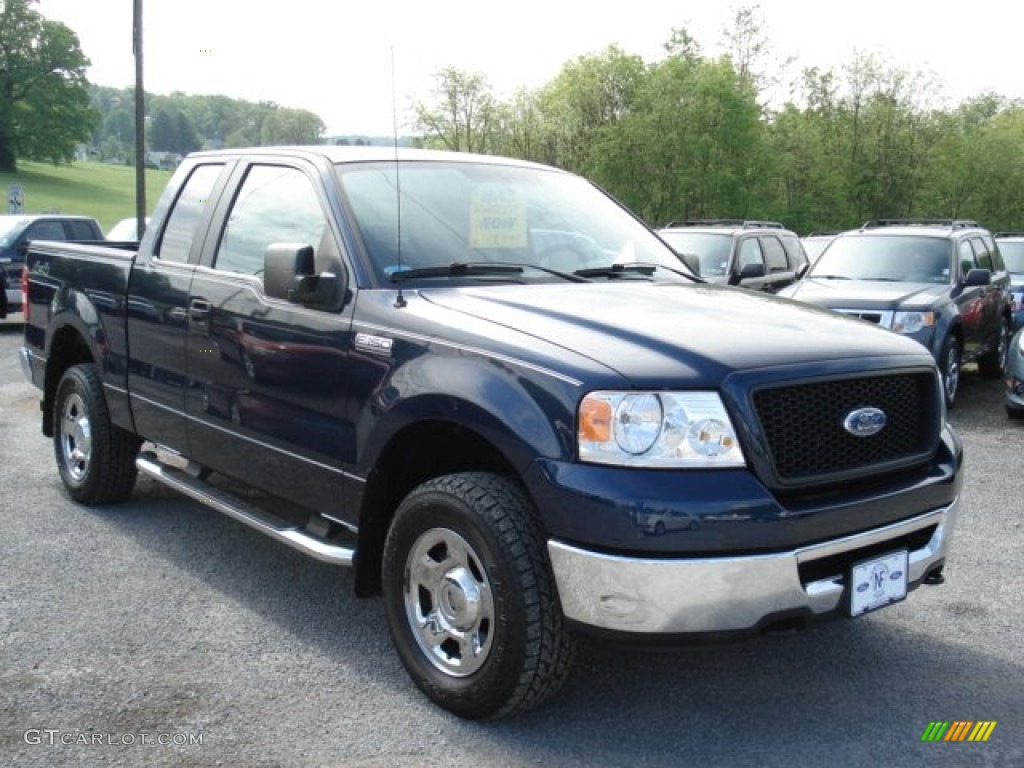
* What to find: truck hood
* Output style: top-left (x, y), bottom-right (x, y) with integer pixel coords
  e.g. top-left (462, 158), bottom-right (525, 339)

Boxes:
top-left (418, 282), bottom-right (929, 386)
top-left (781, 278), bottom-right (948, 308)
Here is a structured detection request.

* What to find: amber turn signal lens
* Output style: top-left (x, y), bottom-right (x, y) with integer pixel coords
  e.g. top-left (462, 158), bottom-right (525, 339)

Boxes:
top-left (579, 397), bottom-right (612, 442)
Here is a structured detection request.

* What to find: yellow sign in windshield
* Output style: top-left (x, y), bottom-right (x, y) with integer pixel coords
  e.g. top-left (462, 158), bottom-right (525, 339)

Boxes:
top-left (469, 185), bottom-right (527, 249)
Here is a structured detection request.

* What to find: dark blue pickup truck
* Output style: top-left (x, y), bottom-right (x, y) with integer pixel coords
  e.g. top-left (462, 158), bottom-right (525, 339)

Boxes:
top-left (20, 147), bottom-right (963, 719)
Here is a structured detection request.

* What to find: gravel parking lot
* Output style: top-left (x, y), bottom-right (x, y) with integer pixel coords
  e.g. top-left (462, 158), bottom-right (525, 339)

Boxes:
top-left (1, 318), bottom-right (1022, 768)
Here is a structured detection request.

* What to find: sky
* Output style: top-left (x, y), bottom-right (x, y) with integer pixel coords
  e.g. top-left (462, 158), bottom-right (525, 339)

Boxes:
top-left (32, 0), bottom-right (1024, 138)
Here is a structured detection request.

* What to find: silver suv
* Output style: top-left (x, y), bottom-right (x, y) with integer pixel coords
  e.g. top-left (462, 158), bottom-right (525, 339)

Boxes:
top-left (657, 219), bottom-right (809, 294)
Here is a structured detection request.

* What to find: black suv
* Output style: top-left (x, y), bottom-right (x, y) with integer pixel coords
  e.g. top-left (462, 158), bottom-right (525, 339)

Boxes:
top-left (780, 219), bottom-right (1013, 406)
top-left (657, 219), bottom-right (809, 293)
top-left (0, 214), bottom-right (105, 314)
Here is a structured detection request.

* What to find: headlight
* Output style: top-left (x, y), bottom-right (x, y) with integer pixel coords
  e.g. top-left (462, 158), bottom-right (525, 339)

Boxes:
top-left (891, 311), bottom-right (935, 334)
top-left (578, 391), bottom-right (745, 467)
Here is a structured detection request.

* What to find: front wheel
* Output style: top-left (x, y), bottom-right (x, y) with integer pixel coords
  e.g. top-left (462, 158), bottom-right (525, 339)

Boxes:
top-left (382, 472), bottom-right (576, 719)
top-left (940, 337), bottom-right (961, 408)
top-left (53, 364), bottom-right (141, 504)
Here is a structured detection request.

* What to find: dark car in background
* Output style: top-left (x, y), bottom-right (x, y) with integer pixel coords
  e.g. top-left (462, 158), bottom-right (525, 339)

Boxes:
top-left (657, 219), bottom-right (808, 293)
top-left (0, 214), bottom-right (104, 314)
top-left (779, 219), bottom-right (1013, 407)
top-left (994, 232), bottom-right (1024, 330)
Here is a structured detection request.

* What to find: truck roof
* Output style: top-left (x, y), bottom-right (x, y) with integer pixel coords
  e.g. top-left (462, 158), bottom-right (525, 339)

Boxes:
top-left (186, 144), bottom-right (560, 171)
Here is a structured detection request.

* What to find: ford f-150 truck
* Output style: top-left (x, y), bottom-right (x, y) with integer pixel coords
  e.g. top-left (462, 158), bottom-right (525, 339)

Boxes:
top-left (20, 146), bottom-right (963, 719)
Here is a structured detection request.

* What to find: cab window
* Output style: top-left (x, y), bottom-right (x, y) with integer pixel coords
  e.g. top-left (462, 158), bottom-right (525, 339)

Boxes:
top-left (158, 164), bottom-right (225, 263)
top-left (213, 165), bottom-right (328, 277)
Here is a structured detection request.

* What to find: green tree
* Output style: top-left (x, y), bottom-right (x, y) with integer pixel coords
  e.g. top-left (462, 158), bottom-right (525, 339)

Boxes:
top-left (535, 46), bottom-right (647, 173)
top-left (259, 106), bottom-right (325, 145)
top-left (0, 0), bottom-right (97, 171)
top-left (415, 67), bottom-right (498, 153)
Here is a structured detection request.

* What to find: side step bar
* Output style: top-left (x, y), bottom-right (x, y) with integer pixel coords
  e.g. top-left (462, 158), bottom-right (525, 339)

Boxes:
top-left (136, 452), bottom-right (354, 566)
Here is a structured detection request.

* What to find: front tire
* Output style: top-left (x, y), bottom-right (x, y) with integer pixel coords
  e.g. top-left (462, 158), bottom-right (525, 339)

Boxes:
top-left (382, 472), bottom-right (575, 719)
top-left (54, 364), bottom-right (141, 504)
top-left (940, 337), bottom-right (961, 408)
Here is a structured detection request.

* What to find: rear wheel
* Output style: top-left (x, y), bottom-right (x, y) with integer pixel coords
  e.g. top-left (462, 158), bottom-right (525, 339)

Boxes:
top-left (940, 337), bottom-right (961, 408)
top-left (54, 364), bottom-right (141, 504)
top-left (382, 472), bottom-right (575, 719)
top-left (978, 318), bottom-right (1009, 379)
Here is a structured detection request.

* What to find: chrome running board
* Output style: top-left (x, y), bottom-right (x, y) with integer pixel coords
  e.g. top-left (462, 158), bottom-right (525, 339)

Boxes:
top-left (136, 452), bottom-right (354, 566)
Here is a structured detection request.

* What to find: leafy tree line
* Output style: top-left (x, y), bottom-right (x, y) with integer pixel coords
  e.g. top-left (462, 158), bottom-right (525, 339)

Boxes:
top-left (6, 0), bottom-right (1024, 234)
top-left (89, 85), bottom-right (327, 163)
top-left (414, 14), bottom-right (1024, 234)
top-left (1, 0), bottom-right (328, 172)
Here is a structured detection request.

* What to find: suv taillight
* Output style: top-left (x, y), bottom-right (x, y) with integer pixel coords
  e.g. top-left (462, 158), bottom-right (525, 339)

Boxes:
top-left (20, 265), bottom-right (29, 322)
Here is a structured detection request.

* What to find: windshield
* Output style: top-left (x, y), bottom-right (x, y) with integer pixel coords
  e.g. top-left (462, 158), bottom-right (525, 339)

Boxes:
top-left (0, 216), bottom-right (30, 247)
top-left (657, 231), bottom-right (732, 276)
top-left (809, 235), bottom-right (951, 283)
top-left (801, 237), bottom-right (833, 262)
top-left (999, 240), bottom-right (1024, 273)
top-left (334, 160), bottom-right (692, 283)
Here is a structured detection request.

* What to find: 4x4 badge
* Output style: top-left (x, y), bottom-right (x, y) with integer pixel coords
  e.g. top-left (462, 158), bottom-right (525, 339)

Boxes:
top-left (843, 407), bottom-right (887, 437)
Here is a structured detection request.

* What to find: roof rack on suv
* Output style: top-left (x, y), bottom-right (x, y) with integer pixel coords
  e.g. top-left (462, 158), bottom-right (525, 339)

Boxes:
top-left (861, 218), bottom-right (980, 230)
top-left (663, 219), bottom-right (784, 229)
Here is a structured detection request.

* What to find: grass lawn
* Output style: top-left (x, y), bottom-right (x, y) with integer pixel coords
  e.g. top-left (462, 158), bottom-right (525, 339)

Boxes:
top-left (0, 160), bottom-right (173, 235)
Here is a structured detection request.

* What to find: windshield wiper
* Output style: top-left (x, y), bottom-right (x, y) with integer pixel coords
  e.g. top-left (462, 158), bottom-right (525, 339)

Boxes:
top-left (574, 262), bottom-right (696, 280)
top-left (389, 262), bottom-right (588, 283)
top-left (811, 274), bottom-right (852, 280)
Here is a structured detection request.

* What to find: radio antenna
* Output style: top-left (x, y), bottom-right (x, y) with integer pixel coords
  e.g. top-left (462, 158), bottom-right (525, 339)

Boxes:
top-left (391, 46), bottom-right (407, 309)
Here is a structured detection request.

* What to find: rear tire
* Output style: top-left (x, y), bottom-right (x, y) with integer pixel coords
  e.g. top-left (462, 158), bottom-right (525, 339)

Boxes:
top-left (382, 472), bottom-right (576, 719)
top-left (53, 364), bottom-right (141, 504)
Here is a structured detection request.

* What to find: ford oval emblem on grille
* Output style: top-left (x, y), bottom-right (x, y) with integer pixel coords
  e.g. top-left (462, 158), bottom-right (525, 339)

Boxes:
top-left (843, 407), bottom-right (887, 437)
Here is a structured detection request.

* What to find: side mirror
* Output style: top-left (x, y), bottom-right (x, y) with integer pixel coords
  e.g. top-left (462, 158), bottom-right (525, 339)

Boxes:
top-left (963, 267), bottom-right (991, 287)
top-left (263, 243), bottom-right (345, 310)
top-left (731, 262), bottom-right (765, 285)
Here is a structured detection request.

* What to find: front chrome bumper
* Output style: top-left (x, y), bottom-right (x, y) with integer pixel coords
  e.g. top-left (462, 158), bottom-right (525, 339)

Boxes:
top-left (548, 499), bottom-right (958, 634)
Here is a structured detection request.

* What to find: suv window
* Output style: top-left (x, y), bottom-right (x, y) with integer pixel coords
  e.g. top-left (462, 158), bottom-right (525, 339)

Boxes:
top-left (67, 220), bottom-right (98, 240)
top-left (813, 235), bottom-right (949, 283)
top-left (779, 233), bottom-right (807, 270)
top-left (737, 238), bottom-right (763, 270)
top-left (25, 220), bottom-right (66, 241)
top-left (760, 236), bottom-right (788, 272)
top-left (998, 240), bottom-right (1024, 272)
top-left (214, 165), bottom-right (327, 277)
top-left (958, 240), bottom-right (976, 278)
top-left (158, 163), bottom-right (224, 263)
top-left (971, 238), bottom-right (993, 270)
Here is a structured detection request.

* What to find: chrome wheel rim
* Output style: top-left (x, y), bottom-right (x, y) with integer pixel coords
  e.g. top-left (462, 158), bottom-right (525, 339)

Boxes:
top-left (944, 345), bottom-right (960, 403)
top-left (998, 323), bottom-right (1009, 372)
top-left (60, 392), bottom-right (93, 483)
top-left (403, 527), bottom-right (495, 677)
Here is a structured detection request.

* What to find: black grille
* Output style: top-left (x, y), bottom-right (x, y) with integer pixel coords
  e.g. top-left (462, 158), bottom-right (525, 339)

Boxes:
top-left (752, 373), bottom-right (938, 485)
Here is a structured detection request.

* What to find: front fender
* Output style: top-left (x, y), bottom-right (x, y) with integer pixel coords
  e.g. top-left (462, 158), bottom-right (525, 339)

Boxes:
top-left (356, 351), bottom-right (582, 476)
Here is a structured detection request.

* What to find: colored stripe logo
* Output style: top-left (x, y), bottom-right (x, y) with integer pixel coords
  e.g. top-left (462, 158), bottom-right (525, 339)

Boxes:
top-left (921, 721), bottom-right (997, 742)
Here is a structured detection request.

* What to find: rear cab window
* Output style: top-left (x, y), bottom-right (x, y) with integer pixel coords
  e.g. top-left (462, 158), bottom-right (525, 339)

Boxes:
top-left (156, 164), bottom-right (225, 263)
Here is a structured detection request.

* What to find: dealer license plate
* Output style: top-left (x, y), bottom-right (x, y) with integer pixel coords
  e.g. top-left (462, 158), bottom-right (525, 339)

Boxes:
top-left (848, 550), bottom-right (908, 617)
